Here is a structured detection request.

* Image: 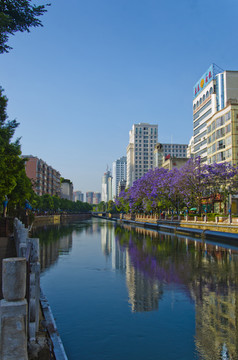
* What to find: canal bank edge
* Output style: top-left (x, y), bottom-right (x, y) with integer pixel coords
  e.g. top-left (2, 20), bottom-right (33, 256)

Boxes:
top-left (32, 213), bottom-right (92, 228)
top-left (94, 215), bottom-right (238, 243)
top-left (40, 289), bottom-right (68, 360)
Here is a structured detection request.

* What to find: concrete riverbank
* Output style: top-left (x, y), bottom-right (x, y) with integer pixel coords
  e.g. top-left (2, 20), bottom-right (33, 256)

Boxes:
top-left (93, 213), bottom-right (238, 243)
top-left (32, 213), bottom-right (92, 228)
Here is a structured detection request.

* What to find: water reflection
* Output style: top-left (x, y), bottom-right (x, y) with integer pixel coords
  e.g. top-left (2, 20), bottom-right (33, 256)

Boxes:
top-left (33, 223), bottom-right (89, 271)
top-left (115, 224), bottom-right (238, 359)
top-left (35, 220), bottom-right (238, 359)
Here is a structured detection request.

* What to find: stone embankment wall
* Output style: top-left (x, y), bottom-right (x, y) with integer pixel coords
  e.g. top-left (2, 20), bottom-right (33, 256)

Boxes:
top-left (98, 213), bottom-right (238, 238)
top-left (0, 218), bottom-right (40, 359)
top-left (33, 213), bottom-right (91, 228)
top-left (1, 218), bottom-right (70, 360)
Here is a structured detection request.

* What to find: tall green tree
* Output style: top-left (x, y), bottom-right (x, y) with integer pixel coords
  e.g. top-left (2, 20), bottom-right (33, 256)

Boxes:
top-left (0, 0), bottom-right (49, 53)
top-left (0, 87), bottom-right (26, 202)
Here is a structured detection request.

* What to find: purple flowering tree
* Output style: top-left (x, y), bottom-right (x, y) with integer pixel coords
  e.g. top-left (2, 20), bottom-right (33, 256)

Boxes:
top-left (116, 158), bottom-right (238, 215)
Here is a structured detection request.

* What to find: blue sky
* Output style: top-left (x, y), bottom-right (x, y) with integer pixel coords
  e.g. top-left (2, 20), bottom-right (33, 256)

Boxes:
top-left (1, 0), bottom-right (238, 194)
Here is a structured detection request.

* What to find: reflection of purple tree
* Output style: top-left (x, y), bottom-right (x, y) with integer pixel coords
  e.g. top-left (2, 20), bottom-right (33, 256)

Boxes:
top-left (129, 244), bottom-right (183, 285)
top-left (116, 227), bottom-right (238, 302)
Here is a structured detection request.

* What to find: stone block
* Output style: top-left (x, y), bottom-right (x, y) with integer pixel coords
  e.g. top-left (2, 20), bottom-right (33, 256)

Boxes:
top-left (2, 258), bottom-right (26, 301)
top-left (0, 299), bottom-right (28, 360)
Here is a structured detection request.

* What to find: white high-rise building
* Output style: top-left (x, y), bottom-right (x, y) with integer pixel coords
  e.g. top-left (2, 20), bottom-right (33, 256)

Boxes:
top-left (193, 64), bottom-right (238, 163)
top-left (112, 156), bottom-right (127, 199)
top-left (61, 179), bottom-right (73, 201)
top-left (126, 123), bottom-right (158, 188)
top-left (74, 191), bottom-right (84, 202)
top-left (101, 170), bottom-right (112, 202)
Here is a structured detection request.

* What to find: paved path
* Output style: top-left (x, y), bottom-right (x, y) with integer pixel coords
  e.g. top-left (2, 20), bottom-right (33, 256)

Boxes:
top-left (0, 237), bottom-right (17, 299)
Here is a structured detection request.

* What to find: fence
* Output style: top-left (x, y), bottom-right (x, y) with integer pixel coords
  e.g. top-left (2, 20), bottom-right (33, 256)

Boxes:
top-left (0, 218), bottom-right (40, 359)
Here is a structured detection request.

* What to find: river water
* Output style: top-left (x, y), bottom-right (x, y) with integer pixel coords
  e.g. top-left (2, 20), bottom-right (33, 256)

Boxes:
top-left (34, 218), bottom-right (238, 360)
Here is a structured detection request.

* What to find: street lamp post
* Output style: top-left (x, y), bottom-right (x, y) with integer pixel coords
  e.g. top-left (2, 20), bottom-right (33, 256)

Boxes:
top-left (227, 186), bottom-right (232, 224)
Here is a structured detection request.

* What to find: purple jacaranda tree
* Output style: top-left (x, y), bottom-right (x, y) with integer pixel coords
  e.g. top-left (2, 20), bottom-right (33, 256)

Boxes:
top-left (201, 162), bottom-right (238, 212)
top-left (116, 158), bottom-right (238, 215)
top-left (176, 158), bottom-right (238, 214)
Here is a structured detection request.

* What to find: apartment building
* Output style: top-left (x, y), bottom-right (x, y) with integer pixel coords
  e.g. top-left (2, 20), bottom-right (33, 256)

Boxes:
top-left (126, 123), bottom-right (158, 187)
top-left (207, 104), bottom-right (238, 165)
top-left (112, 156), bottom-right (127, 198)
top-left (101, 170), bottom-right (112, 202)
top-left (74, 191), bottom-right (84, 202)
top-left (193, 64), bottom-right (238, 163)
top-left (61, 179), bottom-right (73, 201)
top-left (24, 155), bottom-right (61, 196)
top-left (162, 143), bottom-right (188, 158)
top-left (93, 192), bottom-right (101, 205)
top-left (86, 192), bottom-right (94, 204)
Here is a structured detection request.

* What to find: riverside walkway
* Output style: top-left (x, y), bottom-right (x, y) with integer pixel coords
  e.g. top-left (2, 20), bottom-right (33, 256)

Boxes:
top-left (93, 213), bottom-right (238, 243)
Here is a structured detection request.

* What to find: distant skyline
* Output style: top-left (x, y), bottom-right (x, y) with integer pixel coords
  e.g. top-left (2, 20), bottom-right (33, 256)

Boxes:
top-left (1, 0), bottom-right (238, 193)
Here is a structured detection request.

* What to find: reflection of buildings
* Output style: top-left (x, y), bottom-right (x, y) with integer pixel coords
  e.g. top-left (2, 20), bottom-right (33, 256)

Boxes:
top-left (118, 222), bottom-right (238, 351)
top-left (40, 232), bottom-right (73, 272)
top-left (101, 223), bottom-right (162, 312)
top-left (100, 224), bottom-right (113, 257)
top-left (112, 236), bottom-right (126, 271)
top-left (194, 289), bottom-right (238, 359)
top-left (189, 247), bottom-right (238, 360)
top-left (126, 252), bottom-right (162, 312)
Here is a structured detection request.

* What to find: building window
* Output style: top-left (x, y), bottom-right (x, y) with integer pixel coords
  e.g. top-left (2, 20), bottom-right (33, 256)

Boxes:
top-left (225, 112), bottom-right (231, 122)
top-left (226, 136), bottom-right (232, 146)
top-left (225, 124), bottom-right (231, 134)
top-left (217, 139), bottom-right (225, 150)
top-left (226, 148), bottom-right (232, 158)
top-left (217, 152), bottom-right (226, 162)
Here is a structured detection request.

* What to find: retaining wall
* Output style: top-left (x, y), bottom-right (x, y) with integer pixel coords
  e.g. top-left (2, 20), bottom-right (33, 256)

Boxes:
top-left (33, 213), bottom-right (91, 228)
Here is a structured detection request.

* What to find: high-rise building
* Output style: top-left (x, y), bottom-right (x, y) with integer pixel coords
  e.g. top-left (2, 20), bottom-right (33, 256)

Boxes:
top-left (118, 180), bottom-right (127, 196)
top-left (112, 156), bottom-right (127, 199)
top-left (24, 155), bottom-right (61, 196)
top-left (207, 105), bottom-right (238, 165)
top-left (86, 192), bottom-right (94, 204)
top-left (153, 143), bottom-right (164, 168)
top-left (162, 143), bottom-right (188, 158)
top-left (61, 179), bottom-right (73, 201)
top-left (153, 143), bottom-right (188, 168)
top-left (74, 191), bottom-right (84, 202)
top-left (93, 192), bottom-right (101, 204)
top-left (187, 136), bottom-right (195, 158)
top-left (193, 64), bottom-right (238, 163)
top-left (126, 123), bottom-right (158, 188)
top-left (101, 170), bottom-right (112, 202)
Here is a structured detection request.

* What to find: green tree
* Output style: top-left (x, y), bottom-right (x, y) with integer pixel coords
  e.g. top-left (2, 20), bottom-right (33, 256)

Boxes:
top-left (41, 194), bottom-right (53, 211)
top-left (0, 0), bottom-right (49, 53)
top-left (0, 87), bottom-right (26, 201)
top-left (7, 167), bottom-right (34, 212)
top-left (97, 201), bottom-right (106, 212)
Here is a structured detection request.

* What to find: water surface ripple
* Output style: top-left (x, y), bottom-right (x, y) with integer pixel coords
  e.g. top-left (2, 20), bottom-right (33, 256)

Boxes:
top-left (34, 219), bottom-right (238, 360)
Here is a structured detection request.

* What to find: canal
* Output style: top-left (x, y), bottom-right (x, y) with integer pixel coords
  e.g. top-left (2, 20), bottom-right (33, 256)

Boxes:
top-left (34, 218), bottom-right (238, 360)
